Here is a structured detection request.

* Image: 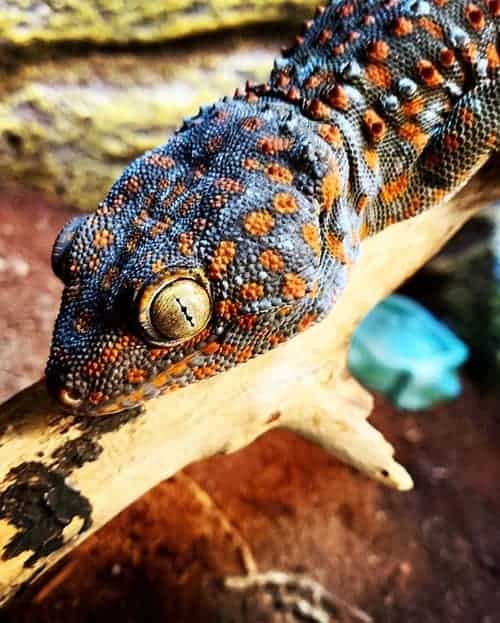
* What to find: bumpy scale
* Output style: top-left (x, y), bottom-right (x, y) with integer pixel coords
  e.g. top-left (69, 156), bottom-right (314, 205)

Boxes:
top-left (47, 0), bottom-right (499, 415)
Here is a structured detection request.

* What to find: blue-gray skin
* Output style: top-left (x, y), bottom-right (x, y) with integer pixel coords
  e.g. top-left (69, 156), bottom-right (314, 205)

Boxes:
top-left (47, 0), bottom-right (499, 415)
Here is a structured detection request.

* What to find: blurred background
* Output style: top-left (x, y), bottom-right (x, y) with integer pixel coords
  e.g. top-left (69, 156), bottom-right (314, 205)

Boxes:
top-left (0, 1), bottom-right (499, 621)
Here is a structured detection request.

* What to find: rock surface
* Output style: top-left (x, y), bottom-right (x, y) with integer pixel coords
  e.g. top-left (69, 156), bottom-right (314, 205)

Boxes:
top-left (0, 35), bottom-right (277, 211)
top-left (0, 1), bottom-right (314, 47)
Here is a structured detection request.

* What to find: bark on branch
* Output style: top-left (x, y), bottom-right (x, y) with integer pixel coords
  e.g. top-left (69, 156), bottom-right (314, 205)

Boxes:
top-left (0, 159), bottom-right (498, 607)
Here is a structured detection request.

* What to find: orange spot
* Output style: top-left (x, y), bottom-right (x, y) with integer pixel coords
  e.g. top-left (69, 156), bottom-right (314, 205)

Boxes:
top-left (465, 3), bottom-right (485, 30)
top-left (487, 0), bottom-right (500, 15)
top-left (257, 136), bottom-right (292, 155)
top-left (206, 136), bottom-right (224, 153)
top-left (101, 267), bottom-right (119, 290)
top-left (365, 63), bottom-right (392, 89)
top-left (127, 368), bottom-right (146, 384)
top-left (304, 73), bottom-right (323, 89)
top-left (317, 29), bottom-right (332, 45)
top-left (359, 222), bottom-right (370, 240)
top-left (363, 109), bottom-right (386, 143)
top-left (178, 232), bottom-right (194, 256)
top-left (243, 210), bottom-right (275, 236)
top-left (240, 282), bottom-right (264, 301)
top-left (431, 188), bottom-right (447, 203)
top-left (367, 40), bottom-right (390, 62)
top-left (439, 48), bottom-right (456, 68)
top-left (459, 107), bottom-right (475, 126)
top-left (302, 223), bottom-right (321, 256)
top-left (486, 43), bottom-right (500, 70)
top-left (151, 259), bottom-right (166, 274)
top-left (269, 333), bottom-right (286, 347)
top-left (148, 154), bottom-right (175, 169)
top-left (235, 346), bottom-right (254, 363)
top-left (282, 273), bottom-right (307, 300)
top-left (321, 165), bottom-right (342, 211)
top-left (266, 163), bottom-right (294, 184)
top-left (84, 360), bottom-right (103, 377)
top-left (443, 133), bottom-right (461, 151)
top-left (88, 392), bottom-right (105, 406)
top-left (260, 249), bottom-right (285, 271)
top-left (417, 60), bottom-right (444, 87)
top-left (275, 71), bottom-right (291, 88)
top-left (393, 17), bottom-right (414, 36)
top-left (286, 86), bottom-right (301, 102)
top-left (401, 96), bottom-right (425, 117)
top-left (398, 122), bottom-right (429, 150)
top-left (308, 99), bottom-right (331, 120)
top-left (149, 347), bottom-right (173, 362)
top-left (364, 149), bottom-right (379, 171)
top-left (128, 388), bottom-right (145, 403)
top-left (273, 192), bottom-right (298, 214)
top-left (202, 342), bottom-right (220, 355)
top-left (220, 343), bottom-right (236, 357)
top-left (380, 174), bottom-right (409, 204)
top-left (212, 110), bottom-right (230, 124)
top-left (209, 194), bottom-right (227, 209)
top-left (318, 124), bottom-right (343, 148)
top-left (94, 229), bottom-right (114, 249)
top-left (433, 0), bottom-right (447, 5)
top-left (209, 240), bottom-right (236, 279)
top-left (192, 364), bottom-right (219, 380)
top-left (215, 177), bottom-right (245, 193)
top-left (243, 158), bottom-right (261, 171)
top-left (169, 361), bottom-right (189, 378)
top-left (216, 299), bottom-right (240, 320)
top-left (150, 218), bottom-right (172, 237)
top-left (326, 84), bottom-right (350, 110)
top-left (403, 196), bottom-right (422, 218)
top-left (241, 116), bottom-right (264, 132)
top-left (417, 17), bottom-right (443, 39)
top-left (297, 313), bottom-right (318, 332)
top-left (237, 314), bottom-right (258, 330)
top-left (338, 2), bottom-right (354, 16)
top-left (125, 175), bottom-right (141, 194)
top-left (324, 232), bottom-right (347, 263)
top-left (88, 254), bottom-right (100, 272)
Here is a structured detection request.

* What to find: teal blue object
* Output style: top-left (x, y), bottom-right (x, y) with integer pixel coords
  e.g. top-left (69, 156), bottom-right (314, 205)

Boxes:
top-left (348, 294), bottom-right (469, 411)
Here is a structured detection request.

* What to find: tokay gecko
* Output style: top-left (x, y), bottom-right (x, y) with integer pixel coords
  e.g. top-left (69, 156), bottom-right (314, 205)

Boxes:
top-left (46, 0), bottom-right (499, 415)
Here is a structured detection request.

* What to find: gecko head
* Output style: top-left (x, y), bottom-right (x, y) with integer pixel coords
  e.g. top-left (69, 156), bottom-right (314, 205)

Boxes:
top-left (46, 98), bottom-right (342, 416)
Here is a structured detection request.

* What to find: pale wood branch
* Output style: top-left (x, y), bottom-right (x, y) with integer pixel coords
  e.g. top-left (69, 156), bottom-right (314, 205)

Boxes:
top-left (0, 158), bottom-right (498, 606)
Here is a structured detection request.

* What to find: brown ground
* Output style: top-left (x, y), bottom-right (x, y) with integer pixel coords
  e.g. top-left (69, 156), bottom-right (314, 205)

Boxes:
top-left (1, 190), bottom-right (499, 622)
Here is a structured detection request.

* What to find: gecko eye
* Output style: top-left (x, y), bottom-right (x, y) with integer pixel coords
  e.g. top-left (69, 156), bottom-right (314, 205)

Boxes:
top-left (137, 274), bottom-right (211, 345)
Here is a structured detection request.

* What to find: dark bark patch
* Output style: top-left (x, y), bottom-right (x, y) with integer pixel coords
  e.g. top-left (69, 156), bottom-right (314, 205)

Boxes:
top-left (0, 462), bottom-right (91, 566)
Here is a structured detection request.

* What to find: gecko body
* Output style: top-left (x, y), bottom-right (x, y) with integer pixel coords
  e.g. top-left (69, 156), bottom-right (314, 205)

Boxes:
top-left (47, 0), bottom-right (499, 415)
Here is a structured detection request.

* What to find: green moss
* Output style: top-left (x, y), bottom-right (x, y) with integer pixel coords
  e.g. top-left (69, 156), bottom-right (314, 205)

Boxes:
top-left (0, 36), bottom-right (275, 211)
top-left (0, 0), bottom-right (316, 46)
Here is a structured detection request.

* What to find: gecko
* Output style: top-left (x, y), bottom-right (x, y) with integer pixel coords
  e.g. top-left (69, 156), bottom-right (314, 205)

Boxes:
top-left (46, 0), bottom-right (499, 416)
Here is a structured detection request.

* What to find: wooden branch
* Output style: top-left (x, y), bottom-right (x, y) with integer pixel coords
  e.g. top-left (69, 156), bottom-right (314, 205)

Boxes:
top-left (0, 159), bottom-right (498, 606)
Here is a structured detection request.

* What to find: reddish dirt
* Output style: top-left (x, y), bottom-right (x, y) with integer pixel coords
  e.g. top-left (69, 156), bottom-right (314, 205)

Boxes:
top-left (0, 190), bottom-right (77, 401)
top-left (1, 190), bottom-right (500, 622)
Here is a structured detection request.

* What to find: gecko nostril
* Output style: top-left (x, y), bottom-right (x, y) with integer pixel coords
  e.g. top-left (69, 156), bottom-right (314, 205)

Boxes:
top-left (57, 387), bottom-right (83, 410)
